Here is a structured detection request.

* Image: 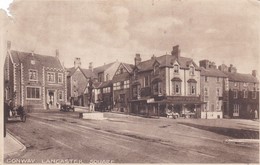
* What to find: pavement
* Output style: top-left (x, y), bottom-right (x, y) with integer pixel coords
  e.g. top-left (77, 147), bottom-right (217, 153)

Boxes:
top-left (4, 131), bottom-right (26, 158)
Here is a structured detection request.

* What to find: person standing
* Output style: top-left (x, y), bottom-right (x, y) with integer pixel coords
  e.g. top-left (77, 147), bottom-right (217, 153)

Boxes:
top-left (254, 110), bottom-right (258, 119)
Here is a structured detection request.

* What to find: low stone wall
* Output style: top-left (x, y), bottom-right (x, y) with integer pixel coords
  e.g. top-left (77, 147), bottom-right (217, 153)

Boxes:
top-left (201, 111), bottom-right (223, 119)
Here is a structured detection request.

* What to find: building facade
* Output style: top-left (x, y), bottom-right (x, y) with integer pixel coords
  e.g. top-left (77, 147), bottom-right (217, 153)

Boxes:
top-left (4, 42), bottom-right (66, 110)
top-left (112, 63), bottom-right (134, 113)
top-left (199, 60), bottom-right (228, 119)
top-left (130, 45), bottom-right (204, 117)
top-left (219, 64), bottom-right (259, 119)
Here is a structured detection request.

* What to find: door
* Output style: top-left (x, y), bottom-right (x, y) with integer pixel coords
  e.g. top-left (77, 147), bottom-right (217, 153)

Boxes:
top-left (47, 90), bottom-right (56, 109)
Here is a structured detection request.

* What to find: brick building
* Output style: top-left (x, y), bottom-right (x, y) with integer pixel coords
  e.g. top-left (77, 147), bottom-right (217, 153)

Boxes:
top-left (219, 64), bottom-right (259, 119)
top-left (4, 41), bottom-right (66, 110)
top-left (130, 45), bottom-right (204, 117)
top-left (199, 60), bottom-right (228, 119)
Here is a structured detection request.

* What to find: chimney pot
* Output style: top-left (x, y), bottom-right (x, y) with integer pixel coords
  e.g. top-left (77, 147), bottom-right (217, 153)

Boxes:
top-left (134, 53), bottom-right (142, 66)
top-left (252, 70), bottom-right (257, 77)
top-left (74, 57), bottom-right (81, 69)
top-left (171, 45), bottom-right (180, 59)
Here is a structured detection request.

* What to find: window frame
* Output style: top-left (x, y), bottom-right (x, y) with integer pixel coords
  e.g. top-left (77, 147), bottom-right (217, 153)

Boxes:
top-left (173, 64), bottom-right (179, 74)
top-left (29, 69), bottom-right (38, 81)
top-left (58, 73), bottom-right (63, 84)
top-left (58, 90), bottom-right (64, 101)
top-left (26, 86), bottom-right (41, 100)
top-left (233, 90), bottom-right (238, 99)
top-left (47, 72), bottom-right (55, 83)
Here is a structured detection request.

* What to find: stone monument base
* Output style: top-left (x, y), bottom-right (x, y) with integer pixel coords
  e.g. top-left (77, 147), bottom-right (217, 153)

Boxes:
top-left (80, 112), bottom-right (105, 120)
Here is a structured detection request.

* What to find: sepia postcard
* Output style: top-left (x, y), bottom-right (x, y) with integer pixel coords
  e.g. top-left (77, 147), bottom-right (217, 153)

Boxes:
top-left (1, 0), bottom-right (259, 164)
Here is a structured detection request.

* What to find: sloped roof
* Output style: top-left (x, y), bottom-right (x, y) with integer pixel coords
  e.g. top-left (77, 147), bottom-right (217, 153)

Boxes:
top-left (81, 68), bottom-right (97, 79)
top-left (200, 67), bottom-right (228, 77)
top-left (224, 72), bottom-right (259, 83)
top-left (121, 63), bottom-right (134, 73)
top-left (10, 50), bottom-right (63, 69)
top-left (66, 67), bottom-right (77, 77)
top-left (93, 61), bottom-right (117, 74)
top-left (136, 55), bottom-right (200, 72)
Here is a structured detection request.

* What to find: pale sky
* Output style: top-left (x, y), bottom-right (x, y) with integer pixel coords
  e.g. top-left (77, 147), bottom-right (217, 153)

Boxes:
top-left (1, 0), bottom-right (259, 74)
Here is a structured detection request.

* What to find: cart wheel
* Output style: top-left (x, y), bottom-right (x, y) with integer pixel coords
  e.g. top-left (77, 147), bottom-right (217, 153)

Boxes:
top-left (21, 115), bottom-right (26, 122)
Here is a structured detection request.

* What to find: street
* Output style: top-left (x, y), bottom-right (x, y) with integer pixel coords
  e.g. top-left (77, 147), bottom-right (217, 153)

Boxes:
top-left (5, 110), bottom-right (259, 163)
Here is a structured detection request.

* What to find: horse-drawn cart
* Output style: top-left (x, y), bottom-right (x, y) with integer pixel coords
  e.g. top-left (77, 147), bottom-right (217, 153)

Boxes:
top-left (8, 105), bottom-right (27, 122)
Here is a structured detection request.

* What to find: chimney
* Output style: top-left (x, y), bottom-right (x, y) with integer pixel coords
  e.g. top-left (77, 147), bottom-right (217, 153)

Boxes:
top-left (89, 62), bottom-right (93, 71)
top-left (228, 64), bottom-right (237, 73)
top-left (55, 49), bottom-right (59, 59)
top-left (74, 57), bottom-right (81, 69)
top-left (199, 60), bottom-right (210, 69)
top-left (134, 53), bottom-right (141, 66)
top-left (7, 41), bottom-right (11, 50)
top-left (252, 70), bottom-right (257, 77)
top-left (218, 64), bottom-right (228, 72)
top-left (151, 54), bottom-right (156, 60)
top-left (31, 50), bottom-right (35, 56)
top-left (171, 45), bottom-right (180, 59)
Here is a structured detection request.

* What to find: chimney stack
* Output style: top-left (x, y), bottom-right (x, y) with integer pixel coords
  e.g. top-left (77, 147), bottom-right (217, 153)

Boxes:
top-left (151, 54), bottom-right (156, 60)
top-left (252, 70), bottom-right (257, 77)
top-left (55, 49), bottom-right (59, 59)
top-left (89, 62), bottom-right (93, 71)
top-left (199, 60), bottom-right (210, 69)
top-left (134, 53), bottom-right (141, 66)
top-left (74, 57), bottom-right (81, 69)
top-left (31, 50), bottom-right (35, 56)
top-left (7, 41), bottom-right (11, 50)
top-left (218, 64), bottom-right (228, 72)
top-left (228, 64), bottom-right (237, 73)
top-left (171, 45), bottom-right (180, 59)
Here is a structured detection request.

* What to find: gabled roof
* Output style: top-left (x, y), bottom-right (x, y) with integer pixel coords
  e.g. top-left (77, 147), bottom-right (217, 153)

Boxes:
top-left (98, 80), bottom-right (113, 89)
top-left (136, 55), bottom-right (200, 72)
top-left (10, 50), bottom-right (63, 69)
top-left (66, 67), bottom-right (77, 77)
top-left (81, 68), bottom-right (97, 79)
top-left (200, 67), bottom-right (228, 77)
top-left (121, 63), bottom-right (134, 73)
top-left (224, 72), bottom-right (259, 83)
top-left (93, 61), bottom-right (118, 74)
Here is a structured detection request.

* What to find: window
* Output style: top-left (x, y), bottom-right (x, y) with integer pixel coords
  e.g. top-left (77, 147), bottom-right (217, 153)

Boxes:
top-left (124, 80), bottom-right (130, 89)
top-left (26, 87), bottom-right (40, 99)
top-left (153, 82), bottom-right (162, 95)
top-left (103, 87), bottom-right (111, 93)
top-left (144, 76), bottom-right (150, 87)
top-left (216, 88), bottom-right (220, 97)
top-left (132, 85), bottom-right (140, 99)
top-left (205, 76), bottom-right (208, 82)
top-left (233, 90), bottom-right (238, 99)
top-left (190, 66), bottom-right (195, 75)
top-left (216, 101), bottom-right (220, 110)
top-left (174, 65), bottom-right (179, 73)
top-left (47, 72), bottom-right (55, 83)
top-left (233, 104), bottom-right (239, 117)
top-left (58, 73), bottom-right (63, 83)
top-left (204, 87), bottom-right (208, 96)
top-left (98, 72), bottom-right (104, 82)
top-left (154, 65), bottom-right (160, 75)
top-left (58, 91), bottom-right (63, 100)
top-left (29, 70), bottom-right (38, 81)
top-left (189, 83), bottom-right (196, 95)
top-left (243, 90), bottom-right (248, 98)
top-left (172, 81), bottom-right (181, 95)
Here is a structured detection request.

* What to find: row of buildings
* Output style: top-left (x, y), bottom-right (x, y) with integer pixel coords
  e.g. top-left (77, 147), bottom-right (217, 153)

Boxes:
top-left (4, 42), bottom-right (259, 119)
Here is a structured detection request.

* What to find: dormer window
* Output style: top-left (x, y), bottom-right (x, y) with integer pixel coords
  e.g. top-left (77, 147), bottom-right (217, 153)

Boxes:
top-left (190, 66), bottom-right (195, 75)
top-left (154, 64), bottom-right (160, 75)
top-left (174, 65), bottom-right (179, 73)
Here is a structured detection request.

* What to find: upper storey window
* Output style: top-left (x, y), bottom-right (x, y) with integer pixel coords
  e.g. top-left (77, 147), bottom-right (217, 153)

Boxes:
top-left (29, 69), bottom-right (38, 81)
top-left (174, 65), bottom-right (179, 74)
top-left (190, 66), bottom-right (195, 75)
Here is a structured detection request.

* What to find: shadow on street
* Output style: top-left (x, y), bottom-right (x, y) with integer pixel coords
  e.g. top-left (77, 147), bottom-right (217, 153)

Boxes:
top-left (177, 122), bottom-right (259, 139)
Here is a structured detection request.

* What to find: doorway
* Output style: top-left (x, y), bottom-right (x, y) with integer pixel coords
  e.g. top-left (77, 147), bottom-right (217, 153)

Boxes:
top-left (47, 90), bottom-right (56, 109)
